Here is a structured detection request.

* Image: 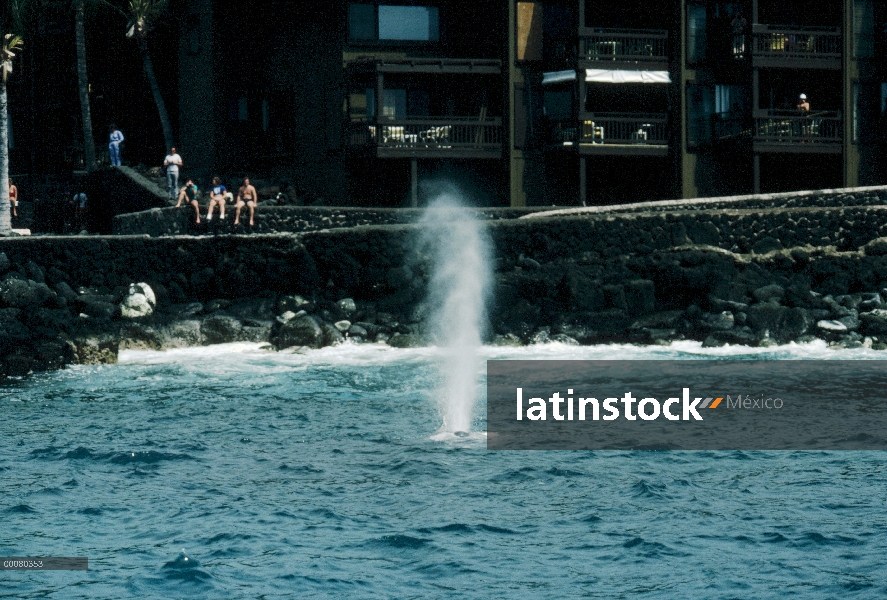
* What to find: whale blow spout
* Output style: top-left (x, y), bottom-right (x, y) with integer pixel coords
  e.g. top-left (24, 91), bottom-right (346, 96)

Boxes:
top-left (419, 188), bottom-right (492, 434)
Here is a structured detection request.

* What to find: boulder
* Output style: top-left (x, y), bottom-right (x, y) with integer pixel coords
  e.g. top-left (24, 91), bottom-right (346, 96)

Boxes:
top-left (701, 311), bottom-right (734, 331)
top-left (120, 283), bottom-right (156, 318)
top-left (746, 302), bottom-right (788, 334)
top-left (334, 320), bottom-right (351, 332)
top-left (387, 333), bottom-right (426, 348)
top-left (492, 333), bottom-right (523, 347)
top-left (74, 336), bottom-right (119, 365)
top-left (80, 298), bottom-right (117, 320)
top-left (337, 297), bottom-right (357, 315)
top-left (157, 320), bottom-right (202, 348)
top-left (348, 324), bottom-right (368, 338)
top-left (752, 284), bottom-right (785, 303)
top-left (54, 282), bottom-right (79, 304)
top-left (0, 252), bottom-right (9, 274)
top-left (321, 322), bottom-right (345, 346)
top-left (277, 294), bottom-right (311, 314)
top-left (863, 237), bottom-right (887, 256)
top-left (0, 277), bottom-right (54, 308)
top-left (273, 315), bottom-right (324, 350)
top-left (817, 320), bottom-right (848, 332)
top-left (200, 315), bottom-right (243, 345)
top-left (859, 309), bottom-right (887, 335)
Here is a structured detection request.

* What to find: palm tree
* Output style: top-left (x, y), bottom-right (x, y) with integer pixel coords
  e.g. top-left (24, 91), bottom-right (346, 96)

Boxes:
top-left (126, 0), bottom-right (174, 151)
top-left (1, 3), bottom-right (28, 236)
top-left (75, 0), bottom-right (97, 171)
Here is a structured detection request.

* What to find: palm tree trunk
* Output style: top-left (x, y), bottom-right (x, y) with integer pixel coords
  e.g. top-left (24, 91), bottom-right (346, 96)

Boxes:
top-left (0, 81), bottom-right (12, 235)
top-left (75, 0), bottom-right (96, 171)
top-left (138, 34), bottom-right (174, 151)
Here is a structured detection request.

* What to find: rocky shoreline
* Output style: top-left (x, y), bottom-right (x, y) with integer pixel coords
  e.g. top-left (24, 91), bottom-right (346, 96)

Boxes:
top-left (7, 184), bottom-right (887, 378)
top-left (4, 241), bottom-right (887, 379)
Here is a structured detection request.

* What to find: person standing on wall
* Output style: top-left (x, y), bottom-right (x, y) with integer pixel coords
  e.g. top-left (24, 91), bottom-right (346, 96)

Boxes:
top-left (8, 179), bottom-right (17, 218)
top-left (234, 177), bottom-right (258, 227)
top-left (109, 124), bottom-right (124, 166)
top-left (163, 147), bottom-right (183, 203)
top-left (71, 189), bottom-right (88, 230)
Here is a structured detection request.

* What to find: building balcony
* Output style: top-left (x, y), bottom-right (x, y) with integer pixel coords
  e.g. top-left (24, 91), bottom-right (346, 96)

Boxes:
top-left (578, 28), bottom-right (669, 69)
top-left (751, 25), bottom-right (841, 69)
top-left (344, 117), bottom-right (503, 159)
top-left (345, 57), bottom-right (502, 75)
top-left (752, 110), bottom-right (842, 153)
top-left (550, 112), bottom-right (668, 156)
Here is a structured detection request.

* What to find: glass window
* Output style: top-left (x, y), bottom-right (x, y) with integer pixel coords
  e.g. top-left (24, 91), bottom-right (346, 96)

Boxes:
top-left (544, 90), bottom-right (572, 121)
top-left (349, 4), bottom-right (439, 43)
top-left (853, 83), bottom-right (884, 143)
top-left (349, 4), bottom-right (376, 40)
top-left (687, 4), bottom-right (707, 65)
top-left (379, 6), bottom-right (439, 41)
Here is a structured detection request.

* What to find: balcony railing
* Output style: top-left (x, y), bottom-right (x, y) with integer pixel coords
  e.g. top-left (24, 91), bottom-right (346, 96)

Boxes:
top-left (752, 25), bottom-right (841, 63)
top-left (579, 28), bottom-right (669, 64)
top-left (345, 117), bottom-right (503, 154)
top-left (753, 110), bottom-right (842, 144)
top-left (579, 112), bottom-right (668, 145)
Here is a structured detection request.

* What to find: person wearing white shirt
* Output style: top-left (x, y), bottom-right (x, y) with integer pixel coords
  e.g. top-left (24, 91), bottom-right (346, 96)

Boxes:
top-left (163, 147), bottom-right (183, 201)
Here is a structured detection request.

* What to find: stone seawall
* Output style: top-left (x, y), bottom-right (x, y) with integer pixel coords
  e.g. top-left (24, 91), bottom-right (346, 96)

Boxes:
top-left (5, 192), bottom-right (887, 378)
top-left (112, 206), bottom-right (545, 237)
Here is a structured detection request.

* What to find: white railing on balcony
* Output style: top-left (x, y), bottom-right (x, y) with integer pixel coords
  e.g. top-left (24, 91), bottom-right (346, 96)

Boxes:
top-left (346, 117), bottom-right (503, 152)
top-left (579, 28), bottom-right (669, 63)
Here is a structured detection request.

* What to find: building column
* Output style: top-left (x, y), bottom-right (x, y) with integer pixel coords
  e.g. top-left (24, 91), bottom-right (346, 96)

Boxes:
top-left (579, 156), bottom-right (586, 205)
top-left (843, 0), bottom-right (859, 188)
top-left (753, 153), bottom-right (761, 194)
top-left (410, 158), bottom-right (418, 207)
top-left (178, 0), bottom-right (215, 181)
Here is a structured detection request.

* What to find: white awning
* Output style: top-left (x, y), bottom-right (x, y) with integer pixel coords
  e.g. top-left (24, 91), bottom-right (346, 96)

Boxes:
top-left (542, 70), bottom-right (577, 85)
top-left (585, 69), bottom-right (671, 84)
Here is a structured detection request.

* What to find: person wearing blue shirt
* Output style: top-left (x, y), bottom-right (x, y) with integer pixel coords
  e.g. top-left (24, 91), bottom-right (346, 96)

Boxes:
top-left (108, 124), bottom-right (124, 166)
top-left (206, 177), bottom-right (227, 221)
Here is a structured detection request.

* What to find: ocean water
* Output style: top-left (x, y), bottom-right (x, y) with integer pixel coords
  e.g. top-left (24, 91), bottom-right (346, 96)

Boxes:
top-left (2, 341), bottom-right (886, 599)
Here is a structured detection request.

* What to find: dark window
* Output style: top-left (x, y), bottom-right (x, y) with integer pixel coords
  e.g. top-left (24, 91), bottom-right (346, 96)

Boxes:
top-left (348, 4), bottom-right (440, 43)
top-left (687, 4), bottom-right (707, 64)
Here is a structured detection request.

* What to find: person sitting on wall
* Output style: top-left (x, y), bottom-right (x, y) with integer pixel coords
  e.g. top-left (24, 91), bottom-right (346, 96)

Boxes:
top-left (175, 178), bottom-right (201, 224)
top-left (206, 177), bottom-right (227, 222)
top-left (234, 177), bottom-right (258, 227)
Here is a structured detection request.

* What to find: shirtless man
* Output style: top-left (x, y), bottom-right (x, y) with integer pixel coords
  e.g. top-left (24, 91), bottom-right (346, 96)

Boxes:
top-left (797, 93), bottom-right (810, 112)
top-left (234, 177), bottom-right (258, 226)
top-left (8, 179), bottom-right (17, 217)
top-left (175, 178), bottom-right (201, 223)
top-left (206, 176), bottom-right (227, 221)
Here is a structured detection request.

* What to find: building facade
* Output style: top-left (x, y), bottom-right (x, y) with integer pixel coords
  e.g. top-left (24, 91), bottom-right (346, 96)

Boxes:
top-left (176, 0), bottom-right (887, 207)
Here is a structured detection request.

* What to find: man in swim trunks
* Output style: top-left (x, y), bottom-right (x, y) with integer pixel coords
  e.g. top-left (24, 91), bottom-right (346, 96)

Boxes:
top-left (206, 176), bottom-right (227, 221)
top-left (175, 178), bottom-right (201, 224)
top-left (8, 179), bottom-right (17, 218)
top-left (234, 177), bottom-right (258, 226)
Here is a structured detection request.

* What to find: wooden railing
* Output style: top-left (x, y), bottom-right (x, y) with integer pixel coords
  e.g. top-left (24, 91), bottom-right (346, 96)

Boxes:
top-left (579, 28), bottom-right (669, 63)
top-left (345, 117), bottom-right (503, 151)
top-left (752, 25), bottom-right (841, 61)
top-left (578, 112), bottom-right (668, 145)
top-left (753, 110), bottom-right (842, 144)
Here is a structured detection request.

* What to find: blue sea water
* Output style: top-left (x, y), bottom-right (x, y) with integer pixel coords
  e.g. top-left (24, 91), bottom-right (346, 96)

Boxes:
top-left (2, 341), bottom-right (886, 599)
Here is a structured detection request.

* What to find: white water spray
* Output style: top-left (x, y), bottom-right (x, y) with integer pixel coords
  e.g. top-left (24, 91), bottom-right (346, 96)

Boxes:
top-left (419, 188), bottom-right (492, 435)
